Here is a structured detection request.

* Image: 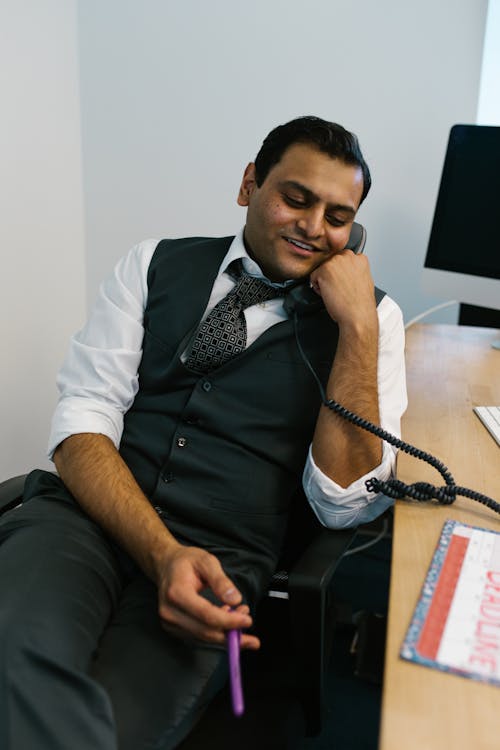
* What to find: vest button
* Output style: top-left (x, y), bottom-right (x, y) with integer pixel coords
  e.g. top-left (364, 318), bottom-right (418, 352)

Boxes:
top-left (202, 381), bottom-right (212, 392)
top-left (177, 437), bottom-right (187, 448)
top-left (162, 472), bottom-right (174, 483)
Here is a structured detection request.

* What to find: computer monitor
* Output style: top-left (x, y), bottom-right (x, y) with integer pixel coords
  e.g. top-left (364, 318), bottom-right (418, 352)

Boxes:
top-left (421, 124), bottom-right (500, 348)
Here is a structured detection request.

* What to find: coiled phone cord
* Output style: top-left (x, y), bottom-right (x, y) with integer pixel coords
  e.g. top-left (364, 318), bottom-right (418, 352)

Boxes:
top-left (293, 314), bottom-right (500, 516)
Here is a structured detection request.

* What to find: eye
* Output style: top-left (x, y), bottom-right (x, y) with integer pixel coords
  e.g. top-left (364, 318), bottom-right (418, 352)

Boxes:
top-left (282, 193), bottom-right (306, 208)
top-left (326, 215), bottom-right (347, 227)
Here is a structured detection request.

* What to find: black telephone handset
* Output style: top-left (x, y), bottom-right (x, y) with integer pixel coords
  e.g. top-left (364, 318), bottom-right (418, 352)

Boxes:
top-left (344, 221), bottom-right (367, 254)
top-left (284, 222), bottom-right (367, 315)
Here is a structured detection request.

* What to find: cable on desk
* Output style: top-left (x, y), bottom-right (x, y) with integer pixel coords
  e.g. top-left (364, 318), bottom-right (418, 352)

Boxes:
top-left (330, 398), bottom-right (500, 515)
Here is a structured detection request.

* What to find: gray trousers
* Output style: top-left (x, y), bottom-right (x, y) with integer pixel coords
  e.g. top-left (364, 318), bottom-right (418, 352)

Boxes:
top-left (0, 472), bottom-right (227, 750)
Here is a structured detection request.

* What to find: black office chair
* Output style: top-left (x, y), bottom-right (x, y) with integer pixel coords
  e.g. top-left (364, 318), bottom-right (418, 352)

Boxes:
top-left (0, 473), bottom-right (356, 742)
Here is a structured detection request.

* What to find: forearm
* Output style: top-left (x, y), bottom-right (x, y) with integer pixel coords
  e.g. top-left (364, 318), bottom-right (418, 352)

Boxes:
top-left (53, 433), bottom-right (258, 646)
top-left (53, 433), bottom-right (181, 583)
top-left (311, 316), bottom-right (382, 488)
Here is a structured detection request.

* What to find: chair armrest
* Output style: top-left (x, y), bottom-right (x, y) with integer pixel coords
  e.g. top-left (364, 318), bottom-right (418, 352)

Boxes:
top-left (288, 526), bottom-right (356, 594)
top-left (0, 474), bottom-right (27, 514)
top-left (287, 526), bottom-right (357, 736)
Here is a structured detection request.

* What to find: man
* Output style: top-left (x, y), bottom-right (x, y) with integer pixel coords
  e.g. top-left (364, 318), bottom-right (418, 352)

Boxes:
top-left (0, 116), bottom-right (406, 749)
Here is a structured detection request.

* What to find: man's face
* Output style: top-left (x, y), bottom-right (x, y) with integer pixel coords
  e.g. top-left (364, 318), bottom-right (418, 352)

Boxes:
top-left (237, 142), bottom-right (364, 282)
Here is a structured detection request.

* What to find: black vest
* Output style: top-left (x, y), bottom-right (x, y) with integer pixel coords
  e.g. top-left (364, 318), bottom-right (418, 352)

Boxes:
top-left (119, 236), bottom-right (385, 603)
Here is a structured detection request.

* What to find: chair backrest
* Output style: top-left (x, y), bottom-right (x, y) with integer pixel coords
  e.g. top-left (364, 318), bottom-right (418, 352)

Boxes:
top-left (0, 474), bottom-right (26, 515)
top-left (276, 488), bottom-right (323, 570)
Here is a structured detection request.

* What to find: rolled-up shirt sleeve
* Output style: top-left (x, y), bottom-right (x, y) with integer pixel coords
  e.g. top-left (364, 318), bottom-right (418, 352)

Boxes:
top-left (48, 239), bottom-right (158, 458)
top-left (302, 296), bottom-right (407, 528)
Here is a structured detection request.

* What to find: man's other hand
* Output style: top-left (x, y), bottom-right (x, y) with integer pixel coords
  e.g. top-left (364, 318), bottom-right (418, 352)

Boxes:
top-left (157, 545), bottom-right (261, 649)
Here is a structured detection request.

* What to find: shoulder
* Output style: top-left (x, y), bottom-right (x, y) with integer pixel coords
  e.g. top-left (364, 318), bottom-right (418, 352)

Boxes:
top-left (152, 236), bottom-right (234, 258)
top-left (377, 294), bottom-right (403, 325)
top-left (123, 238), bottom-right (160, 273)
top-left (148, 235), bottom-right (235, 283)
top-left (108, 239), bottom-right (160, 307)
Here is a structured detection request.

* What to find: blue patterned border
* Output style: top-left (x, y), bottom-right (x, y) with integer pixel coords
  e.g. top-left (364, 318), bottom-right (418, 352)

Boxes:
top-left (400, 518), bottom-right (500, 687)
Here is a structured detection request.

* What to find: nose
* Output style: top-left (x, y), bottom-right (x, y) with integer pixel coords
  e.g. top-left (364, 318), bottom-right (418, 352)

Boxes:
top-left (296, 207), bottom-right (324, 238)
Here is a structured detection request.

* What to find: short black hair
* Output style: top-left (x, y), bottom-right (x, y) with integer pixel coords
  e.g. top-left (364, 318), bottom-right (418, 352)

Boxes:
top-left (254, 115), bottom-right (371, 204)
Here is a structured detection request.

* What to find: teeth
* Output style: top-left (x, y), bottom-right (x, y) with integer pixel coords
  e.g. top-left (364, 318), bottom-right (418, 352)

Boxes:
top-left (288, 238), bottom-right (314, 251)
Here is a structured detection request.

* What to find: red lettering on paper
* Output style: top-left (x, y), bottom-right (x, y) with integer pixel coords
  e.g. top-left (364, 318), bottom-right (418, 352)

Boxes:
top-left (484, 591), bottom-right (500, 606)
top-left (468, 570), bottom-right (500, 674)
top-left (486, 571), bottom-right (500, 587)
top-left (475, 619), bottom-right (500, 640)
top-left (469, 653), bottom-right (496, 673)
top-left (479, 604), bottom-right (500, 622)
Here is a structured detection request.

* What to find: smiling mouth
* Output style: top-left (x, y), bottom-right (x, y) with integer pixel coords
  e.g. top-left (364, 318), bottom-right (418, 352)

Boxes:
top-left (284, 237), bottom-right (319, 253)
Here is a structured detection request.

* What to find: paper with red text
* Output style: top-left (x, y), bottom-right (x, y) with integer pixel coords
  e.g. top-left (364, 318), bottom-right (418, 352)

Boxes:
top-left (401, 519), bottom-right (500, 685)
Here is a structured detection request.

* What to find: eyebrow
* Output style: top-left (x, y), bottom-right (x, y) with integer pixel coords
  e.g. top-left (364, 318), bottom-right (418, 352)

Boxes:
top-left (280, 180), bottom-right (357, 216)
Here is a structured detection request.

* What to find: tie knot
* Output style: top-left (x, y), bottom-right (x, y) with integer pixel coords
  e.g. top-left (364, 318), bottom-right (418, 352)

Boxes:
top-left (231, 273), bottom-right (281, 309)
top-left (228, 260), bottom-right (283, 310)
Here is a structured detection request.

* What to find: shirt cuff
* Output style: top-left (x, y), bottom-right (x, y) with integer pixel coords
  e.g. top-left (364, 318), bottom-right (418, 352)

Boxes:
top-left (47, 397), bottom-right (124, 459)
top-left (302, 444), bottom-right (396, 528)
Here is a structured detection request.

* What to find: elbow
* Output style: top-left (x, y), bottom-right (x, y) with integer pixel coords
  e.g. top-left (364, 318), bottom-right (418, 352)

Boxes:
top-left (309, 499), bottom-right (362, 530)
top-left (52, 441), bottom-right (65, 473)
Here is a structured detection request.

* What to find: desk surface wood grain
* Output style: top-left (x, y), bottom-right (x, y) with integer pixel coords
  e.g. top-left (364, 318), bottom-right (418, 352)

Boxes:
top-left (379, 324), bottom-right (500, 750)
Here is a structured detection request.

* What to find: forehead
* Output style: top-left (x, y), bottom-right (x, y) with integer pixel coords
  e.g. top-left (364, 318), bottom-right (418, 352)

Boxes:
top-left (265, 142), bottom-right (364, 207)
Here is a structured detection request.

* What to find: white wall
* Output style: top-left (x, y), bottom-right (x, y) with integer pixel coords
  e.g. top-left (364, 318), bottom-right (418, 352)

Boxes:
top-left (0, 1), bottom-right (86, 480)
top-left (0, 0), bottom-right (490, 481)
top-left (77, 0), bottom-right (488, 329)
top-left (478, 0), bottom-right (500, 123)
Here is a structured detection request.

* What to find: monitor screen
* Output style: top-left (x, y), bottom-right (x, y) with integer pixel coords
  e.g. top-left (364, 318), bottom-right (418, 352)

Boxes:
top-left (422, 124), bottom-right (500, 312)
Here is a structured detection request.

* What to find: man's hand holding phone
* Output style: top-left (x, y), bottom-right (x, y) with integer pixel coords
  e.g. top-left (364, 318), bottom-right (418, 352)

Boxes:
top-left (310, 248), bottom-right (378, 330)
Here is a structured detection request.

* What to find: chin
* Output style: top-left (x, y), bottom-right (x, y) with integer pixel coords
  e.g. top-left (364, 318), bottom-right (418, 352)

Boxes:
top-left (283, 260), bottom-right (320, 282)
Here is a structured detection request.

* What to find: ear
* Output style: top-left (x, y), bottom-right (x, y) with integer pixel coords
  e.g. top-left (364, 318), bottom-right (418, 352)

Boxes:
top-left (237, 162), bottom-right (257, 206)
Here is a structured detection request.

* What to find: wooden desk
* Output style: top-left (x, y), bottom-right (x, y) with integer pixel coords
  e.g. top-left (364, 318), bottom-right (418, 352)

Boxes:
top-left (379, 325), bottom-right (500, 750)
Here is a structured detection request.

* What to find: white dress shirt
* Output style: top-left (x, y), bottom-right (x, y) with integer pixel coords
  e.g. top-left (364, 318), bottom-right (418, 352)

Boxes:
top-left (49, 230), bottom-right (407, 528)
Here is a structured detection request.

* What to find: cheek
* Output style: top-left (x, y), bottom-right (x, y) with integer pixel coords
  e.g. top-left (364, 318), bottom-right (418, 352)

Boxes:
top-left (253, 194), bottom-right (295, 229)
top-left (267, 201), bottom-right (294, 225)
top-left (327, 227), bottom-right (351, 251)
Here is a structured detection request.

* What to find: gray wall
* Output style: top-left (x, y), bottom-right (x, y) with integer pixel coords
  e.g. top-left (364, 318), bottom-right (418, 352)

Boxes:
top-left (0, 0), bottom-right (490, 480)
top-left (478, 0), bottom-right (500, 123)
top-left (78, 0), bottom-right (488, 327)
top-left (0, 1), bottom-right (86, 479)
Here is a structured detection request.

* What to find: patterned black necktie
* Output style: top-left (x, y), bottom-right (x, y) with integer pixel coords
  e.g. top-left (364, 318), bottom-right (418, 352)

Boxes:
top-left (186, 263), bottom-right (283, 374)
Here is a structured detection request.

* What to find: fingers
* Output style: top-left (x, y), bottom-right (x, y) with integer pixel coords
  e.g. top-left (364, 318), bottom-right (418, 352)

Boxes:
top-left (157, 546), bottom-right (259, 646)
top-left (160, 593), bottom-right (251, 637)
top-left (163, 550), bottom-right (245, 625)
top-left (160, 608), bottom-right (261, 650)
top-left (223, 605), bottom-right (261, 650)
top-left (311, 248), bottom-right (370, 286)
top-left (237, 633), bottom-right (261, 650)
top-left (194, 551), bottom-right (243, 608)
top-left (310, 251), bottom-right (376, 325)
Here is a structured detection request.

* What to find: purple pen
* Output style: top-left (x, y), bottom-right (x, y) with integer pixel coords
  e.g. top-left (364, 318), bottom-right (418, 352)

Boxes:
top-left (226, 627), bottom-right (244, 716)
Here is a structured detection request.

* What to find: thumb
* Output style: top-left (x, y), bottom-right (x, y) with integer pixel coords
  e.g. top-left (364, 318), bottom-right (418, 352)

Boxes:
top-left (197, 552), bottom-right (242, 607)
